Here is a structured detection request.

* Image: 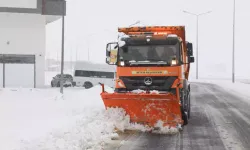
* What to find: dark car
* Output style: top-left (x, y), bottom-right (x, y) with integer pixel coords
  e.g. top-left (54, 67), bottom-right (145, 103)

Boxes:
top-left (51, 74), bottom-right (75, 87)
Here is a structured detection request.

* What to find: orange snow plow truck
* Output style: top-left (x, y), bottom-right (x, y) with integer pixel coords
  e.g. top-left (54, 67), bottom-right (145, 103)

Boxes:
top-left (100, 26), bottom-right (194, 130)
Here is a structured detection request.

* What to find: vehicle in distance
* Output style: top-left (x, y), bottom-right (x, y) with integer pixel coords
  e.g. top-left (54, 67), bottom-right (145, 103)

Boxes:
top-left (73, 61), bottom-right (116, 89)
top-left (51, 74), bottom-right (75, 87)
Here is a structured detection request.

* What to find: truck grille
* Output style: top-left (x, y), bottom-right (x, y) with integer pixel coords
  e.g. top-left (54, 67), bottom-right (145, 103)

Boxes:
top-left (119, 76), bottom-right (177, 91)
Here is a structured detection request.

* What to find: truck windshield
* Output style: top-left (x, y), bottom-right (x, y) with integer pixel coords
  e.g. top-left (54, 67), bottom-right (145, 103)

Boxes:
top-left (119, 43), bottom-right (180, 64)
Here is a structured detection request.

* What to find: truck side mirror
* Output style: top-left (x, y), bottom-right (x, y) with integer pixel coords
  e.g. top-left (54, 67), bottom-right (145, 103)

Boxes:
top-left (188, 56), bottom-right (195, 63)
top-left (187, 42), bottom-right (193, 56)
top-left (106, 42), bottom-right (118, 65)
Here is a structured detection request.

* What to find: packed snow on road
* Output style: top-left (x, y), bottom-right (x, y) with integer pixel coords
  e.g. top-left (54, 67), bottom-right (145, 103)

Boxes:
top-left (0, 85), bottom-right (177, 150)
top-left (191, 79), bottom-right (250, 101)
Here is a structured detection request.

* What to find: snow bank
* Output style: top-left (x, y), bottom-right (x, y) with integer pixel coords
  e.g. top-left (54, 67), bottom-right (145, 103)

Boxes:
top-left (0, 85), bottom-right (179, 150)
top-left (20, 107), bottom-right (129, 150)
top-left (0, 86), bottom-right (111, 150)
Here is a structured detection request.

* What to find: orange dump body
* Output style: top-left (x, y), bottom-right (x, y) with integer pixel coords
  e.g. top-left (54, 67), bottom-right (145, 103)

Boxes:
top-left (101, 91), bottom-right (183, 127)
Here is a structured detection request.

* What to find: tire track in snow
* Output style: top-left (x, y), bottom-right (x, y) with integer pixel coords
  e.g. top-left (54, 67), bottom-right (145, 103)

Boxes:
top-left (202, 83), bottom-right (250, 150)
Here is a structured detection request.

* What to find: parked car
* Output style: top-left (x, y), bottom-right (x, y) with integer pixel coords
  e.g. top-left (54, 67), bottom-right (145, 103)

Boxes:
top-left (51, 74), bottom-right (75, 87)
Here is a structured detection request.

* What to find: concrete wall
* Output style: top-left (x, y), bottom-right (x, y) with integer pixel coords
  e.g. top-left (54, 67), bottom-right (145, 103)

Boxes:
top-left (0, 12), bottom-right (46, 87)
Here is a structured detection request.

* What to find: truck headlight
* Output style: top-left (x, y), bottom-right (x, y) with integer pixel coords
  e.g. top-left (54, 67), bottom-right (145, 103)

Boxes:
top-left (171, 59), bottom-right (177, 65)
top-left (119, 61), bottom-right (125, 66)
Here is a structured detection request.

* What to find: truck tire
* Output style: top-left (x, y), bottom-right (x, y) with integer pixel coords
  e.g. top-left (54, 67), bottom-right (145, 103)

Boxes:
top-left (188, 91), bottom-right (191, 119)
top-left (84, 82), bottom-right (93, 89)
top-left (188, 85), bottom-right (191, 119)
top-left (183, 79), bottom-right (188, 91)
top-left (180, 89), bottom-right (189, 126)
top-left (182, 107), bottom-right (188, 125)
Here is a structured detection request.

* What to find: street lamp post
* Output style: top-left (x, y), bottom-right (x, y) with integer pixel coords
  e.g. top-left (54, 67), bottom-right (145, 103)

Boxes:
top-left (86, 33), bottom-right (97, 61)
top-left (232, 0), bottom-right (236, 83)
top-left (183, 10), bottom-right (212, 80)
top-left (60, 0), bottom-right (66, 94)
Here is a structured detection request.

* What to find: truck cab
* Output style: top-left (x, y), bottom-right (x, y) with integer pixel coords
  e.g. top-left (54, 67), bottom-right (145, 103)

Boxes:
top-left (106, 26), bottom-right (194, 93)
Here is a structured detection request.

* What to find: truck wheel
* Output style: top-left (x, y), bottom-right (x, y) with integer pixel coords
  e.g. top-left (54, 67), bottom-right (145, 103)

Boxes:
top-left (183, 113), bottom-right (188, 125)
top-left (84, 82), bottom-right (93, 89)
top-left (188, 91), bottom-right (191, 119)
top-left (180, 90), bottom-right (189, 125)
top-left (182, 108), bottom-right (188, 125)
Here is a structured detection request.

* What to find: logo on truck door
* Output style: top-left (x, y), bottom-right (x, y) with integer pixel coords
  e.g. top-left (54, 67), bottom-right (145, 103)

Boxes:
top-left (144, 77), bottom-right (153, 85)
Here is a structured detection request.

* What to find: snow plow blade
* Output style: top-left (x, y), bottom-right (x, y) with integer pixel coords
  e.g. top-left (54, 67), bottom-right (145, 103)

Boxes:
top-left (101, 92), bottom-right (183, 128)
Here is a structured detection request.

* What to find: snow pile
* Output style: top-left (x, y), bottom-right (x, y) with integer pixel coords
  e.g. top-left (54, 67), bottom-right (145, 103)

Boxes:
top-left (0, 86), bottom-right (118, 150)
top-left (152, 120), bottom-right (179, 134)
top-left (131, 89), bottom-right (160, 94)
top-left (20, 108), bottom-right (129, 150)
top-left (0, 85), bottom-right (179, 150)
top-left (131, 89), bottom-right (146, 94)
top-left (126, 123), bottom-right (152, 132)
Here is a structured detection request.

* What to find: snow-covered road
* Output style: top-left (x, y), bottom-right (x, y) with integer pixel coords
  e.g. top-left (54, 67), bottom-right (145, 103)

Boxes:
top-left (104, 82), bottom-right (250, 150)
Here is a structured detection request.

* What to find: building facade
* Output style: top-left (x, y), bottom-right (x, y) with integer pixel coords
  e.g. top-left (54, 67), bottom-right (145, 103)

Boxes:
top-left (0, 0), bottom-right (66, 88)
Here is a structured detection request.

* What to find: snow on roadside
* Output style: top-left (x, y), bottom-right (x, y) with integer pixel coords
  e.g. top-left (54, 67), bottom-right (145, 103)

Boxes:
top-left (0, 85), bottom-right (179, 150)
top-left (20, 108), bottom-right (129, 150)
top-left (190, 79), bottom-right (250, 100)
top-left (0, 86), bottom-right (118, 150)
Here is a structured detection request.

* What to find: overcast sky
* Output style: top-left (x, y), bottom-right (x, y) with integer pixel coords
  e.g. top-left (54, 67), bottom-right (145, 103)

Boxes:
top-left (46, 0), bottom-right (250, 79)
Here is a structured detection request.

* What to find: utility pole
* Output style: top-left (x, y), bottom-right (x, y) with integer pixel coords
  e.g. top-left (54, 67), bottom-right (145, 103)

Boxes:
top-left (232, 0), bottom-right (236, 83)
top-left (87, 38), bottom-right (90, 61)
top-left (75, 46), bottom-right (78, 61)
top-left (60, 0), bottom-right (66, 94)
top-left (183, 10), bottom-right (212, 80)
top-left (70, 45), bottom-right (73, 70)
top-left (196, 15), bottom-right (199, 80)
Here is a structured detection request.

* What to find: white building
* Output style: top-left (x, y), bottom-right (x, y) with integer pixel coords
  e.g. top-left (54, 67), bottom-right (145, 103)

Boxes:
top-left (0, 0), bottom-right (66, 88)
